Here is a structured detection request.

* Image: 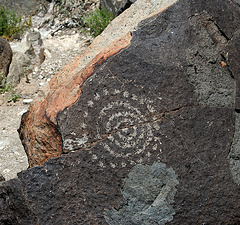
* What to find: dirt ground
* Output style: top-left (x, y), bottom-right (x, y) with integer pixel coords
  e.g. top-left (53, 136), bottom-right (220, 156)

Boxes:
top-left (0, 29), bottom-right (91, 180)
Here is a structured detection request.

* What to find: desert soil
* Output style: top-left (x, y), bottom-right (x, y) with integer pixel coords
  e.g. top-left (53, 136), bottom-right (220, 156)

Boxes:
top-left (0, 29), bottom-right (92, 180)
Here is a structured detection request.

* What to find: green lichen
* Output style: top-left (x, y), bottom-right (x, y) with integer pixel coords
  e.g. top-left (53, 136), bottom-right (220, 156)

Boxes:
top-left (104, 162), bottom-right (179, 225)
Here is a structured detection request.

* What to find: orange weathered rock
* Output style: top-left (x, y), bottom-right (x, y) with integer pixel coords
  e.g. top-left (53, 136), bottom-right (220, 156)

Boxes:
top-left (19, 33), bottom-right (132, 167)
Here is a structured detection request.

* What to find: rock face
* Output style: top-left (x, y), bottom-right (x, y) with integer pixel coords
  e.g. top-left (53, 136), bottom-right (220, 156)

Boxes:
top-left (0, 38), bottom-right (12, 84)
top-left (1, 0), bottom-right (239, 224)
top-left (19, 0), bottom-right (178, 167)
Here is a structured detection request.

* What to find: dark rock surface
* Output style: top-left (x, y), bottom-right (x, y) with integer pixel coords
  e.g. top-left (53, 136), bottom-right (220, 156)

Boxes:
top-left (0, 38), bottom-right (12, 84)
top-left (117, 0), bottom-right (137, 15)
top-left (100, 0), bottom-right (137, 16)
top-left (1, 0), bottom-right (240, 224)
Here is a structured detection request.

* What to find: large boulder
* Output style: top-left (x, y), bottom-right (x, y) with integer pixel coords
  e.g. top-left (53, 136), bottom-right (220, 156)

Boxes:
top-left (0, 0), bottom-right (239, 224)
top-left (19, 0), bottom-right (178, 167)
top-left (0, 38), bottom-right (12, 85)
top-left (6, 52), bottom-right (31, 87)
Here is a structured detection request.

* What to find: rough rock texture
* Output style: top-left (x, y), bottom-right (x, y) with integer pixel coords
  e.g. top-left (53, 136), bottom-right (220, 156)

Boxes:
top-left (0, 0), bottom-right (239, 224)
top-left (0, 38), bottom-right (12, 84)
top-left (104, 162), bottom-right (179, 224)
top-left (7, 52), bottom-right (31, 86)
top-left (26, 29), bottom-right (43, 46)
top-left (19, 0), bottom-right (178, 167)
top-left (0, 0), bottom-right (240, 225)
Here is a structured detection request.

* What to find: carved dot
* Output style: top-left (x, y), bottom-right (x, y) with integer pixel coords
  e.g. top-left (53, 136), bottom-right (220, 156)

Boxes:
top-left (87, 101), bottom-right (94, 107)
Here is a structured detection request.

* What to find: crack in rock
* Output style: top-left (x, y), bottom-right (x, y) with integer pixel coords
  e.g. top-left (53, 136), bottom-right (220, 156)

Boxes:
top-left (62, 105), bottom-right (194, 152)
top-left (229, 113), bottom-right (240, 185)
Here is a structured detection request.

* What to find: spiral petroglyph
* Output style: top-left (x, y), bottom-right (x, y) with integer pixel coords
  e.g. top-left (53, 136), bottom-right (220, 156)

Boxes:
top-left (63, 87), bottom-right (163, 160)
top-left (98, 99), bottom-right (162, 159)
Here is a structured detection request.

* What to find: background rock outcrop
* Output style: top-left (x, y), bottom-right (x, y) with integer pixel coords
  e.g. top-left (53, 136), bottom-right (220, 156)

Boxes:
top-left (100, 0), bottom-right (123, 15)
top-left (0, 0), bottom-right (50, 16)
top-left (0, 0), bottom-right (239, 224)
top-left (100, 0), bottom-right (136, 16)
top-left (7, 29), bottom-right (43, 87)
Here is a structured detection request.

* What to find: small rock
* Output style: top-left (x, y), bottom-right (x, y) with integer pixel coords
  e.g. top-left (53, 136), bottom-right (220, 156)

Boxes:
top-left (27, 29), bottom-right (43, 46)
top-left (23, 99), bottom-right (33, 104)
top-left (7, 52), bottom-right (31, 87)
top-left (44, 49), bottom-right (52, 59)
top-left (39, 47), bottom-right (45, 64)
top-left (3, 169), bottom-right (10, 173)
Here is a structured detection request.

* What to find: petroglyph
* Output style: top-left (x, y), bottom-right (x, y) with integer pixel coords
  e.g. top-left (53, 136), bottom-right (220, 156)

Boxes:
top-left (63, 134), bottom-right (88, 151)
top-left (63, 86), bottom-right (163, 160)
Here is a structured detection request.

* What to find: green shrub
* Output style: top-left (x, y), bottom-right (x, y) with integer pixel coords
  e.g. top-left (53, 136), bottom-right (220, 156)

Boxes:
top-left (0, 72), bottom-right (21, 103)
top-left (83, 8), bottom-right (114, 37)
top-left (0, 5), bottom-right (31, 39)
top-left (7, 93), bottom-right (21, 103)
